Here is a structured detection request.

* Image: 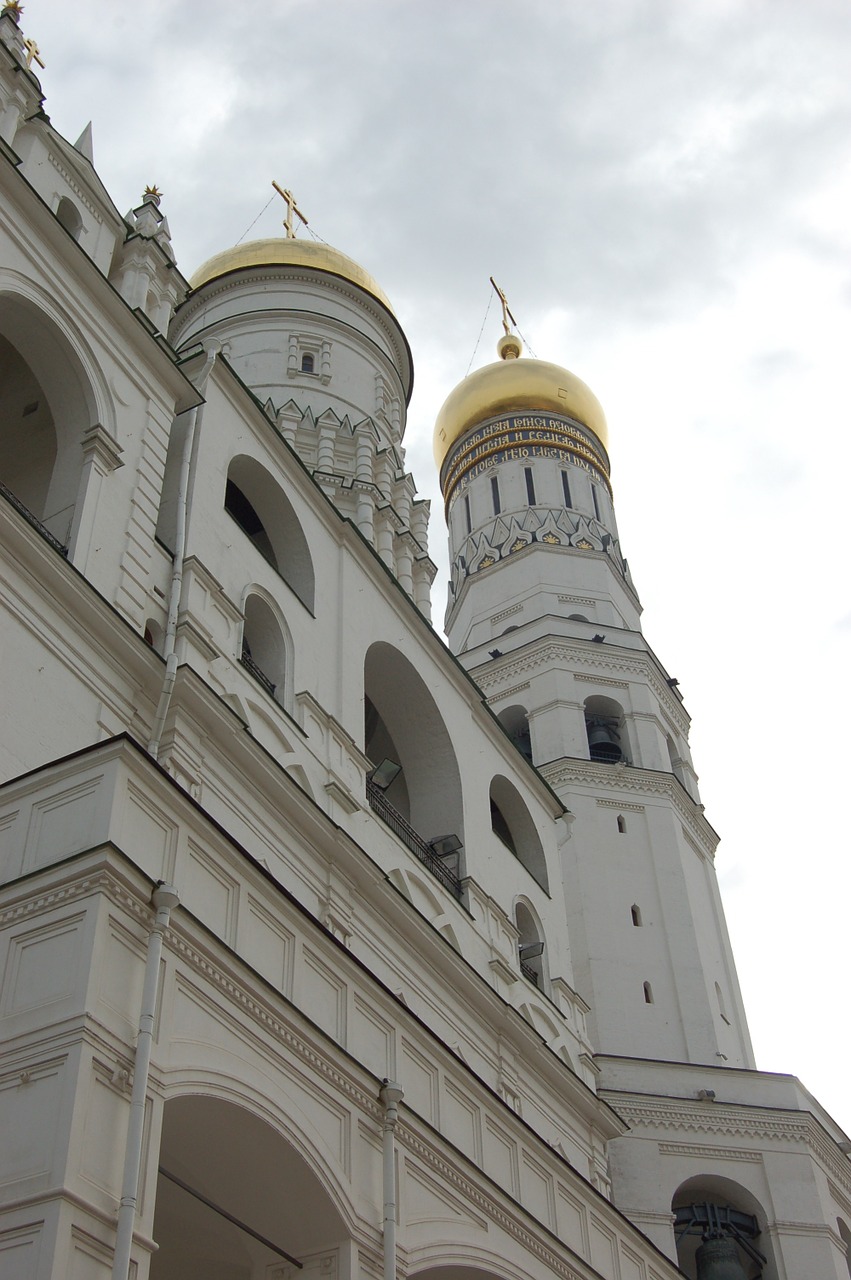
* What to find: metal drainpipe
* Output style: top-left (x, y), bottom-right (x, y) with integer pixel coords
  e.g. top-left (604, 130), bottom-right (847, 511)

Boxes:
top-left (379, 1080), bottom-right (404, 1280)
top-left (112, 883), bottom-right (179, 1280)
top-left (148, 344), bottom-right (218, 760)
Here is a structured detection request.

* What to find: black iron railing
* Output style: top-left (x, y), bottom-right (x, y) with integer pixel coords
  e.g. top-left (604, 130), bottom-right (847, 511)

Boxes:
top-left (366, 779), bottom-right (463, 900)
top-left (239, 649), bottom-right (276, 698)
top-left (1, 482), bottom-right (68, 556)
top-left (520, 960), bottom-right (540, 986)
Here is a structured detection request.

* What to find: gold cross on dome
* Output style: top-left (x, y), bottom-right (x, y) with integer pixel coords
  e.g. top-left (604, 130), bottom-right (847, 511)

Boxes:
top-left (490, 276), bottom-right (517, 337)
top-left (23, 35), bottom-right (44, 69)
top-left (272, 181), bottom-right (308, 239)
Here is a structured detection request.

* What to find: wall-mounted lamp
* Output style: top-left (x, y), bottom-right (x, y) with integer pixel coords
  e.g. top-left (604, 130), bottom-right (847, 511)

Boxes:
top-left (370, 758), bottom-right (402, 791)
top-left (519, 941), bottom-right (545, 961)
top-left (429, 833), bottom-right (463, 859)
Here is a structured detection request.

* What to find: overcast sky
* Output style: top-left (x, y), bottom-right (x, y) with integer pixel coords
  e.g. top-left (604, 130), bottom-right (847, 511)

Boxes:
top-left (25, 1), bottom-right (851, 1136)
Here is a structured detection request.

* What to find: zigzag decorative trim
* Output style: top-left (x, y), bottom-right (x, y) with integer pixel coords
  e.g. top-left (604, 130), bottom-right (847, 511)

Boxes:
top-left (657, 1142), bottom-right (762, 1162)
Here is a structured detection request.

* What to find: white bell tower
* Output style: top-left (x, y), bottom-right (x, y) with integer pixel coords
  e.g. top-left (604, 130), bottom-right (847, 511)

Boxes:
top-left (435, 331), bottom-right (754, 1070)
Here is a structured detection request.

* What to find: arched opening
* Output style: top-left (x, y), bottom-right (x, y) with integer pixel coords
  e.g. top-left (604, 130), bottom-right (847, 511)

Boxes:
top-left (715, 981), bottom-right (730, 1024)
top-left (144, 618), bottom-right (165, 654)
top-left (672, 1174), bottom-right (772, 1280)
top-left (364, 643), bottom-right (464, 898)
top-left (631, 904), bottom-right (642, 927)
top-left (225, 455), bottom-right (315, 611)
top-left (300, 352), bottom-right (315, 374)
top-left (489, 775), bottom-right (549, 891)
top-left (515, 899), bottom-right (546, 989)
top-left (567, 613), bottom-right (589, 622)
top-left (240, 592), bottom-right (289, 704)
top-left (584, 694), bottom-right (629, 764)
top-left (667, 735), bottom-right (688, 789)
top-left (151, 1095), bottom-right (349, 1280)
top-left (497, 703), bottom-right (533, 764)
top-left (837, 1217), bottom-right (851, 1279)
top-left (617, 814), bottom-right (627, 833)
top-left (56, 196), bottom-right (83, 241)
top-left (643, 981), bottom-right (654, 1003)
top-left (0, 295), bottom-right (96, 549)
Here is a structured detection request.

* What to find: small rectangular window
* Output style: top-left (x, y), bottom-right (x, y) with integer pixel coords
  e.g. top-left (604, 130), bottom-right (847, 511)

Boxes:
top-left (524, 467), bottom-right (536, 506)
top-left (491, 475), bottom-right (501, 515)
top-left (464, 493), bottom-right (472, 534)
top-left (591, 484), bottom-right (601, 520)
top-left (561, 471), bottom-right (572, 508)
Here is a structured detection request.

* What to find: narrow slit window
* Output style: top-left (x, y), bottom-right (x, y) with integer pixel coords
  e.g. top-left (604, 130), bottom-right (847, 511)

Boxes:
top-left (464, 493), bottom-right (472, 534)
top-left (617, 814), bottom-right (627, 834)
top-left (491, 475), bottom-right (501, 515)
top-left (715, 981), bottom-right (730, 1024)
top-left (561, 470), bottom-right (572, 508)
top-left (631, 904), bottom-right (642, 927)
top-left (643, 980), bottom-right (654, 1003)
top-left (591, 484), bottom-right (601, 520)
top-left (524, 467), bottom-right (536, 505)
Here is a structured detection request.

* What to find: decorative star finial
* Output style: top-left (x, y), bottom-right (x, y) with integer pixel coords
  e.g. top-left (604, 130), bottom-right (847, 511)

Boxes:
top-left (144, 184), bottom-right (163, 201)
top-left (272, 181), bottom-right (308, 239)
top-left (2, 1), bottom-right (24, 19)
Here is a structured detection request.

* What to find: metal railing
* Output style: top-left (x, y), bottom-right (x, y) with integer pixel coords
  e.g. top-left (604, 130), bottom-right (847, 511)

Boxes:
top-left (520, 960), bottom-right (540, 986)
top-left (1, 482), bottom-right (68, 556)
top-left (366, 779), bottom-right (463, 900)
top-left (239, 649), bottom-right (276, 698)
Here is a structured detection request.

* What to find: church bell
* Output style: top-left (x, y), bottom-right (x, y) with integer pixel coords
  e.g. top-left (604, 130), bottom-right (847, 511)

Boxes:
top-left (586, 717), bottom-right (623, 763)
top-left (695, 1237), bottom-right (750, 1280)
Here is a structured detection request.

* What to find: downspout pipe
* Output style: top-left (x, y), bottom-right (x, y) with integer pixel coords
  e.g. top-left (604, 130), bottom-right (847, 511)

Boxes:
top-left (112, 882), bottom-right (179, 1280)
top-left (379, 1080), bottom-right (404, 1280)
top-left (148, 343), bottom-right (219, 760)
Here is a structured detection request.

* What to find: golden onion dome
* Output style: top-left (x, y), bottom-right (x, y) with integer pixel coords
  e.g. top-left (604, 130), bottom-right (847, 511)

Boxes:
top-left (188, 237), bottom-right (394, 314)
top-left (433, 343), bottom-right (608, 469)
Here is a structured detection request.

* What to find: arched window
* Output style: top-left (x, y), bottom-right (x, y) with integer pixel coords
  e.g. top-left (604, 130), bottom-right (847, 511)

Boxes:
top-left (0, 294), bottom-right (98, 552)
top-left (643, 980), bottom-right (654, 1003)
top-left (489, 775), bottom-right (549, 891)
top-left (631, 904), bottom-right (642, 927)
top-left (585, 694), bottom-right (629, 764)
top-left (672, 1175), bottom-right (771, 1279)
top-left (224, 456), bottom-right (315, 611)
top-left (515, 900), bottom-right (546, 989)
top-left (497, 704), bottom-right (533, 764)
top-left (837, 1217), bottom-right (851, 1279)
top-left (144, 618), bottom-right (164, 654)
top-left (667, 735), bottom-right (688, 789)
top-left (715, 981), bottom-right (730, 1024)
top-left (240, 592), bottom-right (289, 704)
top-left (364, 643), bottom-right (464, 899)
top-left (617, 814), bottom-right (627, 833)
top-left (154, 1096), bottom-right (348, 1275)
top-left (300, 352), bottom-right (315, 374)
top-left (56, 196), bottom-right (83, 241)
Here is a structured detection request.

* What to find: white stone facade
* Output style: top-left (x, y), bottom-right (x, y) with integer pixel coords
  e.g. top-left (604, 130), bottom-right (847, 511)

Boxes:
top-left (1, 13), bottom-right (850, 1280)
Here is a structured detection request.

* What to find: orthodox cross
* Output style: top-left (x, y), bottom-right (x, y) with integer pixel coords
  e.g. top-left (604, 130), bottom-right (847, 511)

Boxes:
top-left (489, 276), bottom-right (517, 337)
top-left (23, 36), bottom-right (44, 70)
top-left (272, 181), bottom-right (308, 239)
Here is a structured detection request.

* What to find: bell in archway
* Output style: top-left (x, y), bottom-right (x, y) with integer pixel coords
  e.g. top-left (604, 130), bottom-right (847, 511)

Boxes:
top-left (695, 1236), bottom-right (750, 1280)
top-left (587, 718), bottom-right (622, 763)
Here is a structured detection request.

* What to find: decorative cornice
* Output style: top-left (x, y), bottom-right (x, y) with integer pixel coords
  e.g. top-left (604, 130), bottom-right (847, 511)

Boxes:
top-left (491, 603), bottom-right (523, 625)
top-left (541, 759), bottom-right (716, 857)
top-left (596, 798), bottom-right (645, 813)
top-left (657, 1142), bottom-right (762, 1162)
top-left (398, 1124), bottom-right (588, 1280)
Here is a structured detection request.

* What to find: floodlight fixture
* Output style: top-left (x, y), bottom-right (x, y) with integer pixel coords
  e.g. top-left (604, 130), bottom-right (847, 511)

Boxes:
top-left (519, 941), bottom-right (545, 961)
top-left (429, 834), bottom-right (463, 859)
top-left (370, 758), bottom-right (402, 791)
